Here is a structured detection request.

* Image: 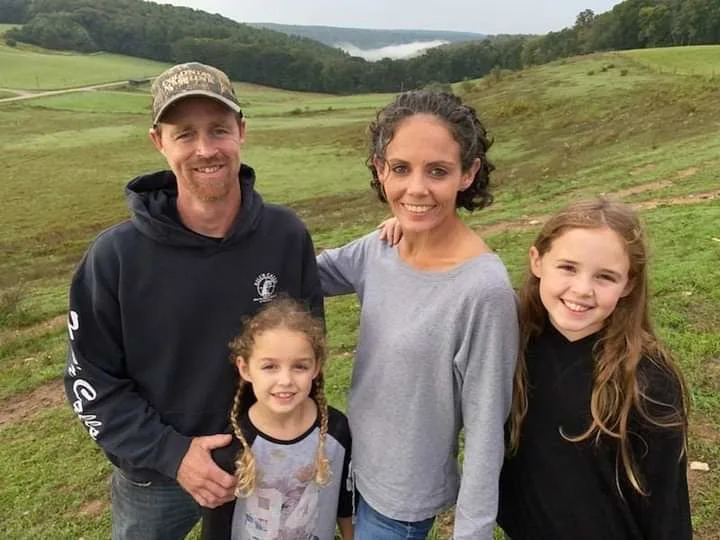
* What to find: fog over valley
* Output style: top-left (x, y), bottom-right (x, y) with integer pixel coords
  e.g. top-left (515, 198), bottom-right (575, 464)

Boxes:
top-left (338, 40), bottom-right (449, 61)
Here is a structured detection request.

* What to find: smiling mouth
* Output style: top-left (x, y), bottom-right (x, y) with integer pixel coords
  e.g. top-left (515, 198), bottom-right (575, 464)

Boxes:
top-left (272, 392), bottom-right (295, 400)
top-left (561, 299), bottom-right (593, 312)
top-left (194, 165), bottom-right (223, 173)
top-left (401, 203), bottom-right (435, 214)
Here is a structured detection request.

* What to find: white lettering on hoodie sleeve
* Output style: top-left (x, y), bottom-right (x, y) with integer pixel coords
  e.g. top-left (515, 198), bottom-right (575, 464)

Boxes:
top-left (67, 310), bottom-right (103, 440)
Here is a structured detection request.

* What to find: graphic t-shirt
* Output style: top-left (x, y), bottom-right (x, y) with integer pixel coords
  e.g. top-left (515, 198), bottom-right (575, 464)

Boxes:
top-left (202, 406), bottom-right (352, 540)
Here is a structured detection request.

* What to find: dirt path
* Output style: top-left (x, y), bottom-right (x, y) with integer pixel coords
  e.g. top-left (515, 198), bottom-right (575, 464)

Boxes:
top-left (475, 188), bottom-right (718, 236)
top-left (0, 80), bottom-right (140, 103)
top-left (0, 378), bottom-right (65, 428)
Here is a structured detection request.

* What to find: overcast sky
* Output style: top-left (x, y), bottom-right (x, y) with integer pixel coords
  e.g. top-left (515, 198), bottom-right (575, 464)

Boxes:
top-left (151, 0), bottom-right (620, 35)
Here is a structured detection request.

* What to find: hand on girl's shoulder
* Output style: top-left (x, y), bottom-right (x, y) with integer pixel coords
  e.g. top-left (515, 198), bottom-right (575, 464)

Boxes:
top-left (210, 437), bottom-right (242, 474)
top-left (376, 217), bottom-right (402, 246)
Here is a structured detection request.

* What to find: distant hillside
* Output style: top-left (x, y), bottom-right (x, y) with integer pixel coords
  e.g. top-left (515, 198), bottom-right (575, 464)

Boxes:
top-left (248, 23), bottom-right (485, 49)
top-left (1, 0), bottom-right (718, 93)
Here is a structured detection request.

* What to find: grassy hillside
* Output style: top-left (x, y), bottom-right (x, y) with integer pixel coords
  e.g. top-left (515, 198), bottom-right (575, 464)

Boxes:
top-left (623, 45), bottom-right (720, 76)
top-left (0, 46), bottom-right (718, 539)
top-left (0, 39), bottom-right (169, 90)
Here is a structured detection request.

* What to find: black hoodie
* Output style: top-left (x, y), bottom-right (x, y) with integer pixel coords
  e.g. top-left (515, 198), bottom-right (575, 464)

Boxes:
top-left (64, 165), bottom-right (323, 481)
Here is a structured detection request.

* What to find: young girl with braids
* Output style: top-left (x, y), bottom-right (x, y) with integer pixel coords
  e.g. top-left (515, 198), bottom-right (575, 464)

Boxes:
top-left (318, 90), bottom-right (519, 539)
top-left (498, 198), bottom-right (691, 539)
top-left (201, 298), bottom-right (353, 540)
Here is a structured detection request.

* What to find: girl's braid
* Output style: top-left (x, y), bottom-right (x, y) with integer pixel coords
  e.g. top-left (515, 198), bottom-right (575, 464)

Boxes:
top-left (230, 381), bottom-right (257, 497)
top-left (312, 372), bottom-right (331, 486)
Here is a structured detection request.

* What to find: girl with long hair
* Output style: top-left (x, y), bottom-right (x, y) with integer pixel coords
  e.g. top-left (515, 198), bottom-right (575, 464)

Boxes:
top-left (499, 198), bottom-right (691, 539)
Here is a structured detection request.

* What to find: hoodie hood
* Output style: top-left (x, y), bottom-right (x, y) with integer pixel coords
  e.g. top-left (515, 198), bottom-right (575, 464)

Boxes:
top-left (125, 164), bottom-right (263, 248)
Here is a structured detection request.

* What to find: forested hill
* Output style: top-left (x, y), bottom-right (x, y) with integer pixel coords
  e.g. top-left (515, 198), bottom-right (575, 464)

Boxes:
top-left (1, 0), bottom-right (719, 94)
top-left (248, 23), bottom-right (485, 49)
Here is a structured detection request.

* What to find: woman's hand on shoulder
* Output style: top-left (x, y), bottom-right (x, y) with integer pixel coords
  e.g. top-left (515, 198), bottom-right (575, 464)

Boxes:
top-left (377, 217), bottom-right (402, 246)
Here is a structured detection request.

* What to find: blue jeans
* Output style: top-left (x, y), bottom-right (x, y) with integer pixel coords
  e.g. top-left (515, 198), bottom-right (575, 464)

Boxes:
top-left (111, 468), bottom-right (201, 540)
top-left (355, 494), bottom-right (435, 540)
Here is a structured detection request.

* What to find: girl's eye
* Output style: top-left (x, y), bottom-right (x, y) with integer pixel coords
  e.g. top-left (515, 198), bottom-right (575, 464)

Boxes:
top-left (598, 274), bottom-right (618, 283)
top-left (558, 264), bottom-right (574, 272)
top-left (261, 364), bottom-right (276, 371)
top-left (294, 364), bottom-right (310, 372)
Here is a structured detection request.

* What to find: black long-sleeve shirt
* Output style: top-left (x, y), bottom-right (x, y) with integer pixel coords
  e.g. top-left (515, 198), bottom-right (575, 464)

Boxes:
top-left (498, 324), bottom-right (691, 540)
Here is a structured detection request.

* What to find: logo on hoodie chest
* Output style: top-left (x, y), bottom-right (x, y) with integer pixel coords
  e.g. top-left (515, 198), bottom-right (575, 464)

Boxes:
top-left (254, 272), bottom-right (278, 303)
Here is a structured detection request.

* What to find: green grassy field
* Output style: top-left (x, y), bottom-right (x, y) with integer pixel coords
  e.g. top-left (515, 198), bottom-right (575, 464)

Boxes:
top-left (1, 44), bottom-right (718, 539)
top-left (0, 39), bottom-right (169, 90)
top-left (622, 45), bottom-right (720, 76)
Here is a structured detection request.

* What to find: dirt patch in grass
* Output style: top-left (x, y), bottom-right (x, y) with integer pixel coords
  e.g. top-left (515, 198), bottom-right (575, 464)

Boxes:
top-left (634, 189), bottom-right (718, 210)
top-left (433, 508), bottom-right (455, 539)
top-left (676, 167), bottom-right (699, 180)
top-left (0, 314), bottom-right (66, 343)
top-left (691, 418), bottom-right (720, 447)
top-left (0, 378), bottom-right (65, 428)
top-left (474, 189), bottom-right (719, 238)
top-left (630, 163), bottom-right (657, 176)
top-left (612, 180), bottom-right (673, 199)
top-left (78, 497), bottom-right (109, 518)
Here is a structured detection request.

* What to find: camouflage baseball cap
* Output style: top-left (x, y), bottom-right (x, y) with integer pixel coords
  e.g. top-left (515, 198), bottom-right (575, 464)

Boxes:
top-left (151, 62), bottom-right (242, 125)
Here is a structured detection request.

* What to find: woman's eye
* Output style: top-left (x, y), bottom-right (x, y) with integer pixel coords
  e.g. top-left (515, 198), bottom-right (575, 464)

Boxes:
top-left (391, 165), bottom-right (408, 174)
top-left (429, 168), bottom-right (448, 177)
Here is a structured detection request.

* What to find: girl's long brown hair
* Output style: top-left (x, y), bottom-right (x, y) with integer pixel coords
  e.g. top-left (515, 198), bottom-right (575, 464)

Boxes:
top-left (228, 297), bottom-right (331, 497)
top-left (509, 198), bottom-right (688, 495)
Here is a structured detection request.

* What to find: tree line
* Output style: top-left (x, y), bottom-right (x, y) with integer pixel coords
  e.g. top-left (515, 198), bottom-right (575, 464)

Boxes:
top-left (1, 0), bottom-right (719, 93)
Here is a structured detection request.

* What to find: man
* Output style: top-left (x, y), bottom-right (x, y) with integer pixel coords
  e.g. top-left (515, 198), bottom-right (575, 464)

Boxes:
top-left (64, 62), bottom-right (323, 539)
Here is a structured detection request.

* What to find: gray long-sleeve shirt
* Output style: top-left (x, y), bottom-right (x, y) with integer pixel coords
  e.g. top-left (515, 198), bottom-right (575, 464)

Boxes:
top-left (317, 231), bottom-right (519, 539)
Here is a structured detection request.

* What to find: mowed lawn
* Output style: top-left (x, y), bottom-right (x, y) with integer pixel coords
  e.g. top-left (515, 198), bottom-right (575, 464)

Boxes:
top-left (1, 46), bottom-right (719, 539)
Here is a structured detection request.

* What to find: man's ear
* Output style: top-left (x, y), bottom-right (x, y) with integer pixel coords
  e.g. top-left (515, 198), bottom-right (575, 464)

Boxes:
top-left (237, 117), bottom-right (246, 145)
top-left (148, 126), bottom-right (164, 153)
